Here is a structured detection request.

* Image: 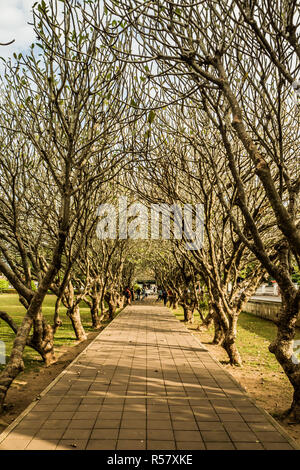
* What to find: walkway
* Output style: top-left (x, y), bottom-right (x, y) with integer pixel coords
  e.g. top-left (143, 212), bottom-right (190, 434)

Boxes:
top-left (0, 304), bottom-right (298, 450)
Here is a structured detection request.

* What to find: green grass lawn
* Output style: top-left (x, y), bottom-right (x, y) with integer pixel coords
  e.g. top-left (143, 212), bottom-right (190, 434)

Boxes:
top-left (0, 294), bottom-right (103, 372)
top-left (173, 306), bottom-right (300, 372)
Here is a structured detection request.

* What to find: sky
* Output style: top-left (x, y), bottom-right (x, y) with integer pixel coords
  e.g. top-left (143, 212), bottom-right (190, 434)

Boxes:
top-left (0, 0), bottom-right (35, 62)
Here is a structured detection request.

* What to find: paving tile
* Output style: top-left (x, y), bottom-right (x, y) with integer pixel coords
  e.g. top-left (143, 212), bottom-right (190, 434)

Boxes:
top-left (26, 439), bottom-right (59, 450)
top-left (254, 431), bottom-right (288, 443)
top-left (14, 421), bottom-right (43, 431)
top-left (118, 429), bottom-right (146, 440)
top-left (147, 429), bottom-right (174, 440)
top-left (0, 304), bottom-right (297, 452)
top-left (57, 439), bottom-right (88, 450)
top-left (49, 411), bottom-right (75, 420)
top-left (201, 431), bottom-right (231, 442)
top-left (35, 429), bottom-right (65, 440)
top-left (147, 440), bottom-right (176, 450)
top-left (33, 404), bottom-right (57, 412)
top-left (262, 442), bottom-right (294, 450)
top-left (42, 419), bottom-right (70, 429)
top-left (98, 411), bottom-right (122, 420)
top-left (248, 422), bottom-right (277, 432)
top-left (55, 404), bottom-right (79, 412)
top-left (62, 429), bottom-right (92, 439)
top-left (227, 431), bottom-right (259, 442)
top-left (223, 422), bottom-right (251, 432)
top-left (68, 420), bottom-right (95, 429)
top-left (197, 421), bottom-right (225, 431)
top-left (205, 442), bottom-right (235, 450)
top-left (234, 442), bottom-right (264, 450)
top-left (0, 435), bottom-right (33, 450)
top-left (173, 430), bottom-right (202, 442)
top-left (95, 419), bottom-right (121, 429)
top-left (240, 414), bottom-right (269, 422)
top-left (218, 413), bottom-right (244, 422)
top-left (147, 420), bottom-right (172, 429)
top-left (90, 429), bottom-right (119, 439)
top-left (176, 441), bottom-right (205, 450)
top-left (86, 440), bottom-right (116, 450)
top-left (172, 421), bottom-right (198, 430)
top-left (72, 411), bottom-right (98, 420)
top-left (116, 440), bottom-right (146, 450)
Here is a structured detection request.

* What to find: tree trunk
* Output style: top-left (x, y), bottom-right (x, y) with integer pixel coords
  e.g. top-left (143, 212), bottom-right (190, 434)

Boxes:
top-left (116, 293), bottom-right (125, 309)
top-left (202, 311), bottom-right (213, 328)
top-left (212, 314), bottom-right (225, 344)
top-left (29, 311), bottom-right (56, 366)
top-left (53, 297), bottom-right (63, 334)
top-left (0, 225), bottom-right (68, 411)
top-left (90, 295), bottom-right (101, 329)
top-left (0, 310), bottom-right (56, 367)
top-left (222, 315), bottom-right (242, 366)
top-left (108, 298), bottom-right (117, 320)
top-left (269, 288), bottom-right (300, 421)
top-left (169, 295), bottom-right (178, 309)
top-left (104, 291), bottom-right (117, 320)
top-left (182, 303), bottom-right (194, 323)
top-left (67, 305), bottom-right (87, 341)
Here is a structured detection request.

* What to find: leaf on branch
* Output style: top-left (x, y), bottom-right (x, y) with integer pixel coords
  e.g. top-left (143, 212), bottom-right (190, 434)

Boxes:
top-left (148, 110), bottom-right (156, 124)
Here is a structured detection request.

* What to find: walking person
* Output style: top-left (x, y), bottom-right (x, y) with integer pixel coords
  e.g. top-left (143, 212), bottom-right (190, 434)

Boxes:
top-left (124, 287), bottom-right (131, 305)
top-left (156, 288), bottom-right (162, 302)
top-left (162, 289), bottom-right (168, 306)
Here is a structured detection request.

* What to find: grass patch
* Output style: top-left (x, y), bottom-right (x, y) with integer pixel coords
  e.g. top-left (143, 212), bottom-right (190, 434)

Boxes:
top-left (172, 306), bottom-right (300, 373)
top-left (0, 294), bottom-right (107, 372)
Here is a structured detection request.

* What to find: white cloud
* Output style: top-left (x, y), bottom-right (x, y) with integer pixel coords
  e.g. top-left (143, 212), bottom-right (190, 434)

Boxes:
top-left (0, 0), bottom-right (35, 61)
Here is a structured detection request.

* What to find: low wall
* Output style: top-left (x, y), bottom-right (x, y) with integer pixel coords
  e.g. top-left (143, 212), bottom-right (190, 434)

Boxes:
top-left (244, 299), bottom-right (300, 328)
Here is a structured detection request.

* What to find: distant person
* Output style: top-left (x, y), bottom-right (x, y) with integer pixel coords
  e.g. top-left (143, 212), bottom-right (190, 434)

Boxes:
top-left (141, 287), bottom-right (146, 301)
top-left (130, 287), bottom-right (135, 301)
top-left (156, 288), bottom-right (162, 302)
top-left (136, 287), bottom-right (141, 300)
top-left (124, 287), bottom-right (131, 305)
top-left (162, 290), bottom-right (168, 306)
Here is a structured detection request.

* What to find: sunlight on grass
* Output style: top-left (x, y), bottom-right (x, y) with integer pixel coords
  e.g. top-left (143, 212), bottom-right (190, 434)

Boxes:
top-left (0, 294), bottom-right (102, 372)
top-left (173, 306), bottom-right (300, 373)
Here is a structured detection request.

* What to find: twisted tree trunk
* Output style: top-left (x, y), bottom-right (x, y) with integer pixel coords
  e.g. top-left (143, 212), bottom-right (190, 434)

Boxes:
top-left (0, 229), bottom-right (67, 411)
top-left (221, 314), bottom-right (242, 366)
top-left (67, 304), bottom-right (87, 341)
top-left (269, 288), bottom-right (300, 421)
top-left (29, 310), bottom-right (56, 366)
top-left (90, 294), bottom-right (102, 329)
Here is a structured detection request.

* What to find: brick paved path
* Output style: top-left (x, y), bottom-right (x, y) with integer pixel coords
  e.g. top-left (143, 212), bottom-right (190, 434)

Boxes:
top-left (0, 304), bottom-right (298, 450)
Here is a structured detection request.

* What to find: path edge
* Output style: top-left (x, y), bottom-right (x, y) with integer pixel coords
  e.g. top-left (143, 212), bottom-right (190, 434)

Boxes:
top-left (171, 307), bottom-right (300, 451)
top-left (0, 307), bottom-right (126, 445)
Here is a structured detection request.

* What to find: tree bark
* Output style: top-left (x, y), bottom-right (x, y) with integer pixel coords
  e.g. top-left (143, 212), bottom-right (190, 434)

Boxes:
top-left (90, 295), bottom-right (102, 329)
top-left (221, 314), bottom-right (242, 366)
top-left (269, 288), bottom-right (300, 420)
top-left (67, 304), bottom-right (87, 341)
top-left (0, 224), bottom-right (68, 411)
top-left (202, 311), bottom-right (213, 328)
top-left (29, 310), bottom-right (56, 366)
